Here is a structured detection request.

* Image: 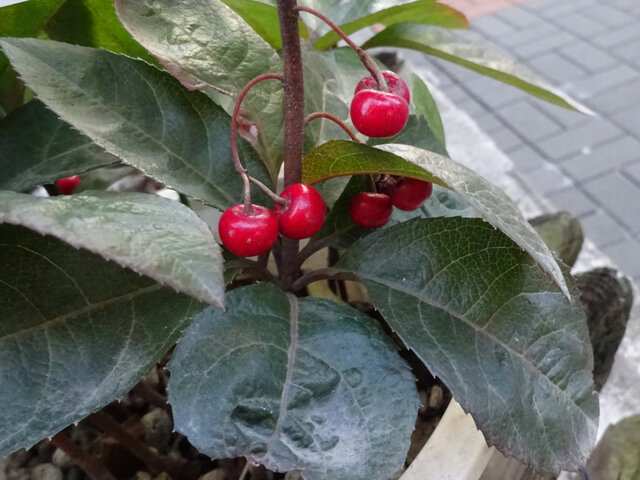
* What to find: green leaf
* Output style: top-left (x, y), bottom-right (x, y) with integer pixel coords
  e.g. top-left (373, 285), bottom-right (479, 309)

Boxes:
top-left (0, 0), bottom-right (66, 113)
top-left (0, 38), bottom-right (272, 210)
top-left (44, 0), bottom-right (153, 61)
top-left (0, 191), bottom-right (225, 308)
top-left (335, 217), bottom-right (598, 473)
top-left (115, 0), bottom-right (285, 180)
top-left (586, 414), bottom-right (640, 480)
top-left (314, 0), bottom-right (468, 50)
top-left (168, 283), bottom-right (419, 480)
top-left (302, 141), bottom-right (569, 298)
top-left (219, 0), bottom-right (310, 49)
top-left (0, 224), bottom-right (204, 455)
top-left (0, 101), bottom-right (119, 192)
top-left (363, 24), bottom-right (592, 113)
top-left (411, 74), bottom-right (446, 148)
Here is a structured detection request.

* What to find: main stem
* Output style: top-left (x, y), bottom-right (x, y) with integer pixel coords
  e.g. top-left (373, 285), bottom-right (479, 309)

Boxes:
top-left (277, 0), bottom-right (305, 288)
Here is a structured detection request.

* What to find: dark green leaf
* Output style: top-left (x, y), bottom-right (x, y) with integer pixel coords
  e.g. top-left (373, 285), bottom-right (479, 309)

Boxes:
top-left (0, 0), bottom-right (66, 113)
top-left (0, 191), bottom-right (225, 308)
top-left (115, 0), bottom-right (285, 180)
top-left (0, 38), bottom-right (272, 210)
top-left (302, 141), bottom-right (569, 298)
top-left (219, 0), bottom-right (309, 49)
top-left (44, 0), bottom-right (153, 61)
top-left (363, 24), bottom-right (592, 113)
top-left (411, 74), bottom-right (446, 149)
top-left (335, 217), bottom-right (598, 473)
top-left (168, 283), bottom-right (419, 480)
top-left (0, 224), bottom-right (204, 455)
top-left (314, 0), bottom-right (468, 50)
top-left (0, 101), bottom-right (119, 192)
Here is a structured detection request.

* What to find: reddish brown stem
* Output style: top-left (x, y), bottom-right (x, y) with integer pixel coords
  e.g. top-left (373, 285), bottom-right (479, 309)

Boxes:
top-left (231, 73), bottom-right (284, 214)
top-left (277, 0), bottom-right (306, 288)
top-left (304, 112), bottom-right (360, 142)
top-left (249, 176), bottom-right (287, 205)
top-left (294, 5), bottom-right (388, 91)
top-left (50, 432), bottom-right (117, 480)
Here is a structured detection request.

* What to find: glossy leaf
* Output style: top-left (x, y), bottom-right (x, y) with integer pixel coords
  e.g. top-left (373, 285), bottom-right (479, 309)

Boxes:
top-left (0, 38), bottom-right (272, 210)
top-left (115, 0), bottom-right (285, 180)
top-left (335, 217), bottom-right (598, 473)
top-left (302, 141), bottom-right (569, 298)
top-left (219, 0), bottom-right (309, 49)
top-left (314, 0), bottom-right (468, 50)
top-left (411, 74), bottom-right (446, 149)
top-left (0, 0), bottom-right (66, 113)
top-left (363, 24), bottom-right (592, 113)
top-left (0, 191), bottom-right (225, 308)
top-left (0, 224), bottom-right (204, 455)
top-left (168, 283), bottom-right (420, 480)
top-left (44, 0), bottom-right (153, 61)
top-left (0, 101), bottom-right (119, 192)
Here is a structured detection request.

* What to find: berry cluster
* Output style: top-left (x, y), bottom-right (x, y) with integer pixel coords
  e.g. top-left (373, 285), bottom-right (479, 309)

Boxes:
top-left (219, 183), bottom-right (326, 257)
top-left (350, 177), bottom-right (433, 229)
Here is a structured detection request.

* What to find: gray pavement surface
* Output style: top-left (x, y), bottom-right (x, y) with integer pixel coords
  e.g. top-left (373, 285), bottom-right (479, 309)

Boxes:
top-left (421, 0), bottom-right (640, 283)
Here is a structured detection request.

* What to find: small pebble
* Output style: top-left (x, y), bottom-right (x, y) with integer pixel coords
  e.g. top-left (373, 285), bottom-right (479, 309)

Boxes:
top-left (284, 472), bottom-right (302, 480)
top-left (152, 473), bottom-right (171, 480)
top-left (51, 450), bottom-right (73, 470)
top-left (6, 467), bottom-right (28, 480)
top-left (197, 470), bottom-right (225, 480)
top-left (141, 409), bottom-right (173, 451)
top-left (135, 472), bottom-right (152, 480)
top-left (65, 467), bottom-right (81, 480)
top-left (30, 464), bottom-right (63, 480)
top-left (428, 385), bottom-right (443, 409)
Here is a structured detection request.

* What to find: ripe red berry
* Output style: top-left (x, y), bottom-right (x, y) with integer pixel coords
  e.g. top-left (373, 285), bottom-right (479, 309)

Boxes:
top-left (55, 175), bottom-right (81, 195)
top-left (274, 183), bottom-right (327, 239)
top-left (350, 90), bottom-right (409, 138)
top-left (350, 193), bottom-right (393, 228)
top-left (354, 70), bottom-right (410, 105)
top-left (390, 178), bottom-right (433, 211)
top-left (218, 204), bottom-right (279, 257)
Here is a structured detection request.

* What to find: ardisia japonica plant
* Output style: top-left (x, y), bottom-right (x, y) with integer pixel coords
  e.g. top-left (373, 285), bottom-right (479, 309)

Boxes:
top-left (0, 0), bottom-right (599, 478)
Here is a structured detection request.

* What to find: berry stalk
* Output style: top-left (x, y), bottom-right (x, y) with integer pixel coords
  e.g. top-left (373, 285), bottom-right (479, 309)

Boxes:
top-left (304, 111), bottom-right (360, 142)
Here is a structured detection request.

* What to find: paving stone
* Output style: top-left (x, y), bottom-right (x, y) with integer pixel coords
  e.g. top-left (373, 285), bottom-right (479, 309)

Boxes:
top-left (582, 3), bottom-right (635, 27)
top-left (493, 22), bottom-right (558, 49)
top-left (601, 238), bottom-right (640, 278)
top-left (507, 144), bottom-right (548, 172)
top-left (537, 119), bottom-right (622, 161)
top-left (473, 111), bottom-right (504, 134)
top-left (472, 15), bottom-right (515, 38)
top-left (624, 163), bottom-right (640, 186)
top-left (565, 65), bottom-right (639, 100)
top-left (561, 136), bottom-right (640, 182)
top-left (494, 6), bottom-right (541, 29)
top-left (612, 104), bottom-right (640, 137)
top-left (513, 30), bottom-right (576, 57)
top-left (440, 84), bottom-right (468, 103)
top-left (533, 100), bottom-right (592, 129)
top-left (521, 163), bottom-right (573, 195)
top-left (612, 38), bottom-right (640, 63)
top-left (492, 128), bottom-right (522, 152)
top-left (539, 0), bottom-right (598, 19)
top-left (496, 100), bottom-right (562, 142)
top-left (528, 51), bottom-right (586, 84)
top-left (559, 42), bottom-right (617, 72)
top-left (556, 13), bottom-right (608, 38)
top-left (456, 95), bottom-right (487, 117)
top-left (588, 80), bottom-right (640, 115)
top-left (593, 24), bottom-right (640, 48)
top-left (579, 211), bottom-right (628, 247)
top-left (583, 172), bottom-right (640, 234)
top-left (522, 0), bottom-right (563, 13)
top-left (547, 187), bottom-right (598, 218)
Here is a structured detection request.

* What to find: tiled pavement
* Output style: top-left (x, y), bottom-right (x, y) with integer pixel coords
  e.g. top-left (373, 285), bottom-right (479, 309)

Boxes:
top-left (428, 0), bottom-right (640, 281)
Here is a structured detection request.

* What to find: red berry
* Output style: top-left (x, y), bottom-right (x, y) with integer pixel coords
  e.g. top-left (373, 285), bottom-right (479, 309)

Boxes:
top-left (218, 204), bottom-right (279, 257)
top-left (350, 90), bottom-right (409, 138)
top-left (274, 183), bottom-right (327, 239)
top-left (350, 193), bottom-right (393, 228)
top-left (55, 175), bottom-right (81, 195)
top-left (354, 71), bottom-right (410, 105)
top-left (390, 178), bottom-right (433, 211)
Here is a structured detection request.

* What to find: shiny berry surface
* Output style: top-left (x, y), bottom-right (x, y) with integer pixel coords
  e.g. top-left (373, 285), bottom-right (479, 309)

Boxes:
top-left (218, 204), bottom-right (279, 257)
top-left (350, 90), bottom-right (409, 138)
top-left (274, 183), bottom-right (327, 239)
top-left (390, 178), bottom-right (433, 211)
top-left (55, 175), bottom-right (81, 195)
top-left (349, 193), bottom-right (393, 228)
top-left (354, 71), bottom-right (410, 104)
